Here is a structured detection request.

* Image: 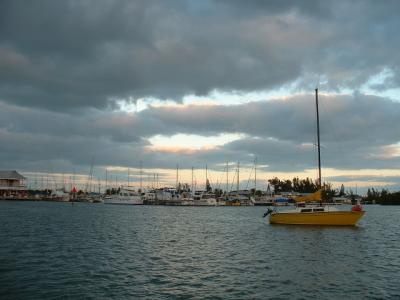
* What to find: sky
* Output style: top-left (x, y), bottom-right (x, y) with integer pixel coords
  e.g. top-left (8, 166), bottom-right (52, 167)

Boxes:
top-left (2, 0), bottom-right (400, 193)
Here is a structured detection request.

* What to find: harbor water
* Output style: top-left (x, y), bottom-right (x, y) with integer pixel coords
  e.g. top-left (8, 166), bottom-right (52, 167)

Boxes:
top-left (1, 201), bottom-right (399, 299)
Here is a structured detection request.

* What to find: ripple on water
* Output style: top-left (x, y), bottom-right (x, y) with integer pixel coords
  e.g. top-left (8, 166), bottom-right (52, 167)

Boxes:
top-left (0, 203), bottom-right (399, 299)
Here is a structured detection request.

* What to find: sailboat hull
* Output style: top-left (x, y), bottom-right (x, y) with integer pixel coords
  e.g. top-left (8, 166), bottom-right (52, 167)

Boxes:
top-left (270, 211), bottom-right (365, 226)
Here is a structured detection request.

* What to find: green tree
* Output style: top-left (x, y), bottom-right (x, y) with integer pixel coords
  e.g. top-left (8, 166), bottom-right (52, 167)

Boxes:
top-left (339, 184), bottom-right (345, 196)
top-left (206, 179), bottom-right (212, 192)
top-left (214, 188), bottom-right (223, 197)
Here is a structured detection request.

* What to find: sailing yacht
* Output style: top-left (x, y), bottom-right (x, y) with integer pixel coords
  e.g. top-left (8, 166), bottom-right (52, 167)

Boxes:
top-left (104, 187), bottom-right (143, 205)
top-left (193, 190), bottom-right (218, 206)
top-left (265, 89), bottom-right (365, 226)
top-left (267, 190), bottom-right (364, 225)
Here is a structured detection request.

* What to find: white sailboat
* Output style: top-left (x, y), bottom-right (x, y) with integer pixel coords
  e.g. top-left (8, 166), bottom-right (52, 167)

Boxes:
top-left (104, 187), bottom-right (143, 205)
top-left (193, 190), bottom-right (217, 206)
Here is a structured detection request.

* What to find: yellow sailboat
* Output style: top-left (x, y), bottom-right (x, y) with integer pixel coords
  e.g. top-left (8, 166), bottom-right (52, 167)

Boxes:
top-left (268, 190), bottom-right (365, 225)
top-left (265, 89), bottom-right (365, 226)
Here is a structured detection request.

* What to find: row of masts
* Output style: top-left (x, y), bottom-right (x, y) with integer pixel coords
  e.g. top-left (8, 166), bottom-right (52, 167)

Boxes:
top-left (26, 159), bottom-right (259, 195)
top-left (178, 161), bottom-right (256, 194)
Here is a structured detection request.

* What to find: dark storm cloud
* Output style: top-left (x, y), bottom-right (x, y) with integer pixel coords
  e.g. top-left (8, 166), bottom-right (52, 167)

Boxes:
top-left (0, 126), bottom-right (149, 174)
top-left (2, 0), bottom-right (400, 110)
top-left (0, 102), bottom-right (144, 143)
top-left (2, 0), bottom-right (400, 183)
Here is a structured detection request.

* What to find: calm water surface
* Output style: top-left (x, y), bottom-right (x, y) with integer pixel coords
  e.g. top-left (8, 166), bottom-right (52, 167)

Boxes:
top-left (0, 201), bottom-right (399, 299)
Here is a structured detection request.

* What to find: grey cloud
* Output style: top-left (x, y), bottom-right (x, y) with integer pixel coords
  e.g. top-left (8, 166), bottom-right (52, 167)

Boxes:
top-left (2, 1), bottom-right (400, 111)
top-left (140, 93), bottom-right (400, 146)
top-left (2, 93), bottom-right (400, 175)
top-left (0, 128), bottom-right (148, 174)
top-left (213, 0), bottom-right (330, 19)
top-left (5, 93), bottom-right (400, 147)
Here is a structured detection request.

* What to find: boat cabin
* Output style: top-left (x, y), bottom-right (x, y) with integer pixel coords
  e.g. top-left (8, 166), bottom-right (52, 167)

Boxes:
top-left (300, 207), bottom-right (325, 213)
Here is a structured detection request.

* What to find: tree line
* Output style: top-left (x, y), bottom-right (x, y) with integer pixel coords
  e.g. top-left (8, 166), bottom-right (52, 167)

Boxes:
top-left (364, 188), bottom-right (400, 205)
top-left (267, 177), bottom-right (345, 199)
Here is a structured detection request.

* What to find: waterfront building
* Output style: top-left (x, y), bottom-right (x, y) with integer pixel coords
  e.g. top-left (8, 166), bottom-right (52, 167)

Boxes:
top-left (0, 170), bottom-right (28, 199)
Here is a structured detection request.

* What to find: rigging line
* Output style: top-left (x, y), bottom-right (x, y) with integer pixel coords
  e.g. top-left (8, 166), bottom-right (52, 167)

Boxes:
top-left (314, 74), bottom-right (321, 183)
top-left (317, 89), bottom-right (338, 187)
top-left (318, 92), bottom-right (329, 187)
top-left (245, 164), bottom-right (254, 190)
top-left (217, 165), bottom-right (226, 190)
top-left (319, 89), bottom-right (344, 179)
top-left (215, 164), bottom-right (227, 190)
top-left (211, 171), bottom-right (221, 191)
top-left (47, 161), bottom-right (58, 191)
top-left (313, 91), bottom-right (320, 185)
top-left (207, 167), bottom-right (214, 189)
top-left (193, 168), bottom-right (198, 191)
top-left (230, 170), bottom-right (237, 192)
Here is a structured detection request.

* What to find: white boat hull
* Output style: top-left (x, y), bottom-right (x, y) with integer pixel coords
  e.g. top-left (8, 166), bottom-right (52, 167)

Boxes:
top-left (104, 197), bottom-right (143, 205)
top-left (193, 199), bottom-right (217, 206)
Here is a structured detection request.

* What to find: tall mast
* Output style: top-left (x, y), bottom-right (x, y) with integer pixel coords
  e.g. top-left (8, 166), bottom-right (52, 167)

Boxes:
top-left (315, 88), bottom-right (322, 189)
top-left (236, 161), bottom-right (240, 194)
top-left (254, 157), bottom-right (257, 192)
top-left (191, 166), bottom-right (194, 193)
top-left (127, 167), bottom-right (130, 187)
top-left (85, 156), bottom-right (94, 193)
top-left (72, 169), bottom-right (75, 190)
top-left (156, 173), bottom-right (159, 188)
top-left (139, 161), bottom-right (143, 192)
top-left (176, 163), bottom-right (179, 189)
top-left (226, 161), bottom-right (229, 196)
top-left (205, 164), bottom-right (208, 190)
top-left (105, 168), bottom-right (108, 193)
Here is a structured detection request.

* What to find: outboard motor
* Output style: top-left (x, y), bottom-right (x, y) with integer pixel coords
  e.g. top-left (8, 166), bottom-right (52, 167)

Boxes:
top-left (263, 208), bottom-right (273, 218)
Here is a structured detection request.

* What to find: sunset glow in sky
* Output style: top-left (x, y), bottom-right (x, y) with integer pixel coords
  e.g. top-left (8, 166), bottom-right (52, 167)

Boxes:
top-left (2, 1), bottom-right (400, 193)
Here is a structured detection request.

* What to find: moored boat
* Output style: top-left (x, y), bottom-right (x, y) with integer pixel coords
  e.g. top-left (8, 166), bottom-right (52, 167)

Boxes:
top-left (193, 191), bottom-right (217, 206)
top-left (265, 89), bottom-right (365, 226)
top-left (268, 199), bottom-right (364, 226)
top-left (104, 188), bottom-right (143, 205)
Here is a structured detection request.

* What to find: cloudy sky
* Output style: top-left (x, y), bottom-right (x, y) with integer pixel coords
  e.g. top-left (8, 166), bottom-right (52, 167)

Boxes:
top-left (1, 0), bottom-right (400, 192)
